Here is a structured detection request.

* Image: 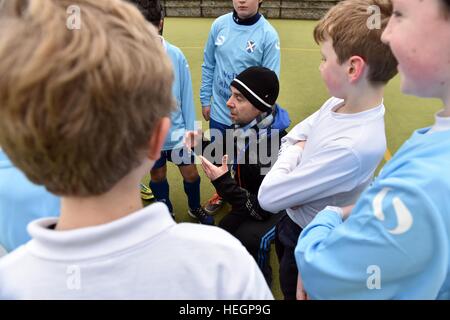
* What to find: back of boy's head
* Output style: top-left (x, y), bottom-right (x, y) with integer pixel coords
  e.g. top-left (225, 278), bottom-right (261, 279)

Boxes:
top-left (0, 0), bottom-right (174, 197)
top-left (314, 0), bottom-right (398, 85)
top-left (127, 0), bottom-right (164, 28)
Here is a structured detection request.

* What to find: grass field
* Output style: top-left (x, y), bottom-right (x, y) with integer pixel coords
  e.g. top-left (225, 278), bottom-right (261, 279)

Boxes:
top-left (143, 17), bottom-right (444, 299)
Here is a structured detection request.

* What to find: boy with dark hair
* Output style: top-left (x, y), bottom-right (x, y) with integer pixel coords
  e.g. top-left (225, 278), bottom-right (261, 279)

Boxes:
top-left (128, 0), bottom-right (213, 225)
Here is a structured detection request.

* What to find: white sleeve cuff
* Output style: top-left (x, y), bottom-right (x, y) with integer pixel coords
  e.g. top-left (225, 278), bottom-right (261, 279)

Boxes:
top-left (285, 145), bottom-right (303, 166)
top-left (324, 206), bottom-right (344, 219)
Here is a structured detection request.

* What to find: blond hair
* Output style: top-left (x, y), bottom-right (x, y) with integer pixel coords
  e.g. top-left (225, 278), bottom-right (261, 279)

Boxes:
top-left (0, 0), bottom-right (174, 196)
top-left (314, 0), bottom-right (397, 84)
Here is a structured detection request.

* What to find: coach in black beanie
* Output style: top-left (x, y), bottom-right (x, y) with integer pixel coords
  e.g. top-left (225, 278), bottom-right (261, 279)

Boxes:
top-left (230, 66), bottom-right (279, 113)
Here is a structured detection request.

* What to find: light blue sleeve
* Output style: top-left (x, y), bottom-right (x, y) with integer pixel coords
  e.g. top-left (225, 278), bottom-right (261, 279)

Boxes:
top-left (200, 23), bottom-right (217, 107)
top-left (179, 53), bottom-right (196, 132)
top-left (262, 29), bottom-right (280, 77)
top-left (295, 177), bottom-right (447, 299)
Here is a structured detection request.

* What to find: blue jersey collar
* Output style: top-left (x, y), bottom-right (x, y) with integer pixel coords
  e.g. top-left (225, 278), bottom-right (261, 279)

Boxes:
top-left (232, 10), bottom-right (261, 26)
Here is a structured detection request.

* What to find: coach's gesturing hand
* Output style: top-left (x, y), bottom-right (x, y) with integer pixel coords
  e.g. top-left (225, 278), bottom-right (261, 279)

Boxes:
top-left (199, 155), bottom-right (228, 181)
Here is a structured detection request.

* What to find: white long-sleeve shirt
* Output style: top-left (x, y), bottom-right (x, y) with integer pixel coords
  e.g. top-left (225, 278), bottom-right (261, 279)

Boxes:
top-left (258, 97), bottom-right (386, 228)
top-left (0, 202), bottom-right (273, 300)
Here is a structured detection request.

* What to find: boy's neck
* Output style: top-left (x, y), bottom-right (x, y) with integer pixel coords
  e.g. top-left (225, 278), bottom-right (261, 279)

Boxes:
top-left (337, 84), bottom-right (384, 114)
top-left (56, 169), bottom-right (145, 231)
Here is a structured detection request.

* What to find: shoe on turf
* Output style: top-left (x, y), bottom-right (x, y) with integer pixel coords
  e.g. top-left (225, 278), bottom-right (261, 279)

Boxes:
top-left (188, 207), bottom-right (215, 225)
top-left (140, 183), bottom-right (155, 201)
top-left (204, 193), bottom-right (224, 215)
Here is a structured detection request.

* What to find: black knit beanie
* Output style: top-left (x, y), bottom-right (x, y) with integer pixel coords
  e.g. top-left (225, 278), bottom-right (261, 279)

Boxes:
top-left (231, 66), bottom-right (279, 113)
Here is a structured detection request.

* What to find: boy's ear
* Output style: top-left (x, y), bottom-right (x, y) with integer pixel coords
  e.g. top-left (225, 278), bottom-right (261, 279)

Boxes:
top-left (158, 19), bottom-right (164, 34)
top-left (347, 56), bottom-right (366, 83)
top-left (147, 117), bottom-right (171, 160)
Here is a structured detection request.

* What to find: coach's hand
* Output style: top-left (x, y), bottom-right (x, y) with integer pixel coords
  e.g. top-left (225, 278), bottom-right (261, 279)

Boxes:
top-left (202, 106), bottom-right (211, 121)
top-left (199, 155), bottom-right (228, 181)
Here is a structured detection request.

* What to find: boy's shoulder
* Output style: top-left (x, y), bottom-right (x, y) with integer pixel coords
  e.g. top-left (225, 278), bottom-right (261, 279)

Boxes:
top-left (168, 222), bottom-right (247, 253)
top-left (164, 40), bottom-right (181, 54)
top-left (165, 40), bottom-right (187, 63)
top-left (314, 97), bottom-right (386, 150)
top-left (212, 12), bottom-right (233, 28)
top-left (165, 223), bottom-right (269, 294)
top-left (0, 244), bottom-right (27, 266)
top-left (0, 244), bottom-right (29, 287)
top-left (318, 96), bottom-right (384, 116)
top-left (319, 97), bottom-right (345, 113)
top-left (259, 15), bottom-right (279, 36)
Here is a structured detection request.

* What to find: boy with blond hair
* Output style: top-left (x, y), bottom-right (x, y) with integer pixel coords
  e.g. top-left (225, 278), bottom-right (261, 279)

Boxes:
top-left (258, 0), bottom-right (397, 299)
top-left (296, 0), bottom-right (450, 299)
top-left (0, 0), bottom-right (272, 299)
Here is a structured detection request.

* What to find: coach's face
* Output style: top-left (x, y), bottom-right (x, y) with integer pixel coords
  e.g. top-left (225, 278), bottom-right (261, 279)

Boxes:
top-left (233, 0), bottom-right (262, 19)
top-left (227, 86), bottom-right (261, 125)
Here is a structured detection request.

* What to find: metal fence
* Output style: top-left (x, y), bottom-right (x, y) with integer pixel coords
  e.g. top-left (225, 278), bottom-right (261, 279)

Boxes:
top-left (162, 0), bottom-right (339, 20)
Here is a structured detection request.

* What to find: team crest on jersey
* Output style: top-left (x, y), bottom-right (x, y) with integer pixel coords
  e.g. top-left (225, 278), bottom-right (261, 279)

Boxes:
top-left (246, 40), bottom-right (256, 53)
top-left (215, 35), bottom-right (225, 46)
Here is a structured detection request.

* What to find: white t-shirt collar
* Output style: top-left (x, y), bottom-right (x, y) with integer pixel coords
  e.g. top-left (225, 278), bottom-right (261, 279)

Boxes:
top-left (428, 110), bottom-right (450, 134)
top-left (330, 99), bottom-right (384, 120)
top-left (26, 202), bottom-right (175, 261)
